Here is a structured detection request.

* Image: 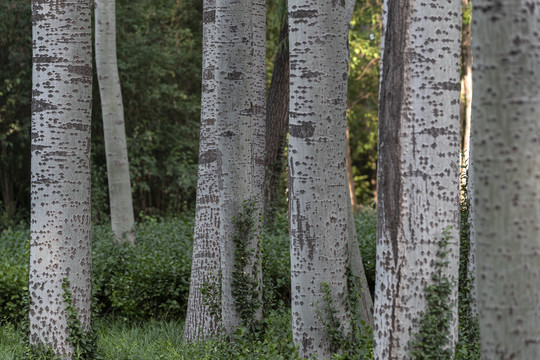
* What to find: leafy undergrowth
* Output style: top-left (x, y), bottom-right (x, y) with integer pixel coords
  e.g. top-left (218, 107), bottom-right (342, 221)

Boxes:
top-left (0, 309), bottom-right (299, 360)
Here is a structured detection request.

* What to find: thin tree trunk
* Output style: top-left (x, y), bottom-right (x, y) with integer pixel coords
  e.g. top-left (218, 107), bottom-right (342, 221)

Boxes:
top-left (29, 0), bottom-right (93, 356)
top-left (460, 0), bottom-right (472, 170)
top-left (460, 0), bottom-right (478, 318)
top-left (472, 1), bottom-right (540, 358)
top-left (95, 0), bottom-right (136, 245)
top-left (215, 0), bottom-right (266, 334)
top-left (374, 1), bottom-right (462, 358)
top-left (264, 14), bottom-right (289, 225)
top-left (346, 123), bottom-right (358, 209)
top-left (183, 0), bottom-right (222, 341)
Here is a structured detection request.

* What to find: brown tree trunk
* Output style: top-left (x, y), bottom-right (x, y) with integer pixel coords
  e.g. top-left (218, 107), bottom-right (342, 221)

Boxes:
top-left (264, 16), bottom-right (289, 224)
top-left (346, 122), bottom-right (358, 210)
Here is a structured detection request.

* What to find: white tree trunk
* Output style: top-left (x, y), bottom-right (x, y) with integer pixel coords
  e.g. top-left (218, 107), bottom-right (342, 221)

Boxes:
top-left (29, 0), bottom-right (93, 357)
top-left (215, 0), bottom-right (266, 334)
top-left (184, 0), bottom-right (222, 341)
top-left (472, 1), bottom-right (540, 358)
top-left (288, 1), bottom-right (365, 358)
top-left (95, 0), bottom-right (136, 245)
top-left (374, 1), bottom-right (462, 358)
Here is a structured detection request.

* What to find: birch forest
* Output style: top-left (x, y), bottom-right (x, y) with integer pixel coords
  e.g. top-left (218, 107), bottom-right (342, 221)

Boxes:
top-left (1, 0), bottom-right (539, 359)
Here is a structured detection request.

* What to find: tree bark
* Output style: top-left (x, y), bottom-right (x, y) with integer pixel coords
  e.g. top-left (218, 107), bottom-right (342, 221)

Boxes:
top-left (288, 1), bottom-right (371, 357)
top-left (264, 15), bottom-right (289, 225)
top-left (374, 1), bottom-right (462, 358)
top-left (472, 1), bottom-right (540, 358)
top-left (29, 0), bottom-right (93, 357)
top-left (215, 0), bottom-right (266, 334)
top-left (95, 0), bottom-right (136, 245)
top-left (183, 0), bottom-right (222, 342)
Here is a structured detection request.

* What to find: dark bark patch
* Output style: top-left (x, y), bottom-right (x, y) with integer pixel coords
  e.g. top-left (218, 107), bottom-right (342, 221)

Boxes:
top-left (289, 121), bottom-right (315, 138)
top-left (300, 70), bottom-right (322, 79)
top-left (225, 70), bottom-right (244, 80)
top-left (67, 64), bottom-right (92, 77)
top-left (32, 99), bottom-right (57, 113)
top-left (203, 9), bottom-right (215, 23)
top-left (289, 9), bottom-right (318, 19)
top-left (431, 81), bottom-right (460, 91)
top-left (199, 149), bottom-right (219, 165)
top-left (202, 66), bottom-right (215, 80)
top-left (332, 0), bottom-right (346, 7)
top-left (58, 122), bottom-right (90, 131)
top-left (220, 129), bottom-right (236, 137)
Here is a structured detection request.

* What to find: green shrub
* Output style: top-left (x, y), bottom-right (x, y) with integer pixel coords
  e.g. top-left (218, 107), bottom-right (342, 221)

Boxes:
top-left (92, 215), bottom-right (194, 320)
top-left (262, 212), bottom-right (291, 310)
top-left (355, 207), bottom-right (377, 297)
top-left (0, 225), bottom-right (29, 324)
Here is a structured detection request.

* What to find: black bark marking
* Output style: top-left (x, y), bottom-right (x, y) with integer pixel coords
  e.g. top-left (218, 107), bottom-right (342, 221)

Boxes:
top-left (203, 9), bottom-right (215, 23)
top-left (67, 64), bottom-right (92, 77)
top-left (225, 70), bottom-right (244, 80)
top-left (289, 9), bottom-right (318, 19)
top-left (300, 70), bottom-right (322, 79)
top-left (289, 121), bottom-right (315, 138)
top-left (198, 149), bottom-right (219, 165)
top-left (58, 122), bottom-right (90, 131)
top-left (32, 99), bottom-right (58, 113)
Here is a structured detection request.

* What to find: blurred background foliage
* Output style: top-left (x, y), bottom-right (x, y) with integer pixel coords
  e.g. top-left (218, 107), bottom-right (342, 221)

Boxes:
top-left (0, 0), bottom-right (382, 227)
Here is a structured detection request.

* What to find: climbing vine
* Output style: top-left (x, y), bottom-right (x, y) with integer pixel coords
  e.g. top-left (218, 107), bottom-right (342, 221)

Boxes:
top-left (231, 198), bottom-right (263, 332)
top-left (408, 227), bottom-right (454, 360)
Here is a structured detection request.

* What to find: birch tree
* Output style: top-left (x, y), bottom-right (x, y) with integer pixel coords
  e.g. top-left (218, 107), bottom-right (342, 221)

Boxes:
top-left (215, 0), bottom-right (266, 334)
top-left (95, 0), bottom-right (135, 245)
top-left (183, 0), bottom-right (222, 341)
top-left (374, 1), bottom-right (462, 358)
top-left (472, 1), bottom-right (540, 358)
top-left (288, 1), bottom-right (372, 358)
top-left (29, 0), bottom-right (93, 356)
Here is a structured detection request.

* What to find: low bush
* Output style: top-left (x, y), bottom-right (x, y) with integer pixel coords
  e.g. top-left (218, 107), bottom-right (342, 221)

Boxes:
top-left (355, 207), bottom-right (377, 297)
top-left (92, 215), bottom-right (194, 320)
top-left (0, 225), bottom-right (29, 325)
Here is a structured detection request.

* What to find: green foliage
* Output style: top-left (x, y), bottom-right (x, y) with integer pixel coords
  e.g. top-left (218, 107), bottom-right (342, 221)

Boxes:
top-left (455, 163), bottom-right (480, 360)
top-left (315, 278), bottom-right (373, 360)
top-left (92, 216), bottom-right (194, 320)
top-left (61, 279), bottom-right (101, 360)
top-left (348, 1), bottom-right (382, 204)
top-left (0, 0), bottom-right (32, 226)
top-left (354, 206), bottom-right (377, 297)
top-left (262, 212), bottom-right (291, 310)
top-left (0, 226), bottom-right (29, 324)
top-left (409, 228), bottom-right (454, 360)
top-left (200, 271), bottom-right (222, 323)
top-left (231, 199), bottom-right (263, 331)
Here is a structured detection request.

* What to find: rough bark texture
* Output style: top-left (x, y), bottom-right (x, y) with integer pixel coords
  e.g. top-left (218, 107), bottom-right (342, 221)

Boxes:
top-left (95, 0), bottom-right (136, 245)
top-left (29, 0), bottom-right (93, 356)
top-left (215, 0), bottom-right (266, 334)
top-left (288, 1), bottom-right (370, 357)
top-left (374, 1), bottom-right (462, 358)
top-left (472, 1), bottom-right (540, 358)
top-left (183, 0), bottom-right (221, 342)
top-left (264, 16), bottom-right (289, 225)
